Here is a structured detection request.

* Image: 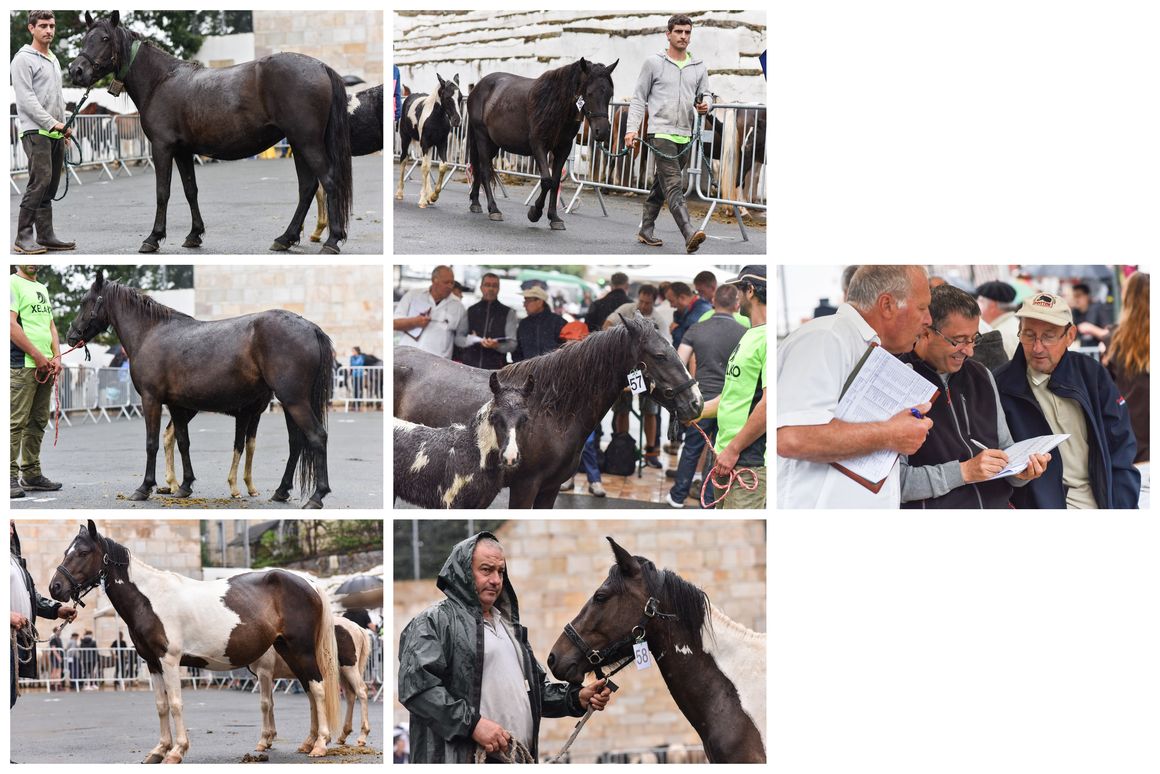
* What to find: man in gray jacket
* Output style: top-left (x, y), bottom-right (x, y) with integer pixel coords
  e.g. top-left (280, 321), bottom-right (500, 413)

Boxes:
top-left (625, 13), bottom-right (713, 253)
top-left (11, 10), bottom-right (76, 254)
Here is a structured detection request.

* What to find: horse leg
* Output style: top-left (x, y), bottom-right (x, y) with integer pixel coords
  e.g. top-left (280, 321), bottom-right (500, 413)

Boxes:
top-left (157, 421), bottom-right (178, 494)
top-left (395, 138), bottom-right (410, 201)
top-left (169, 406), bottom-right (196, 498)
top-left (159, 657), bottom-right (190, 763)
top-left (283, 402), bottom-right (330, 509)
top-left (143, 664), bottom-right (173, 764)
top-left (174, 151), bottom-right (205, 248)
top-left (478, 138), bottom-right (503, 221)
top-left (243, 411), bottom-right (261, 497)
top-left (340, 664), bottom-right (369, 746)
top-left (271, 412), bottom-right (302, 503)
top-left (527, 146), bottom-right (552, 224)
top-left (310, 188), bottom-right (327, 242)
top-left (468, 133), bottom-right (483, 213)
top-left (227, 415), bottom-right (246, 498)
top-left (254, 653), bottom-right (277, 751)
top-left (545, 149), bottom-right (569, 230)
top-left (427, 144), bottom-right (451, 204)
top-left (533, 483), bottom-right (563, 509)
top-left (271, 152), bottom-right (317, 252)
top-left (417, 147), bottom-right (434, 208)
top-left (295, 145), bottom-right (346, 253)
top-left (129, 397), bottom-right (162, 501)
top-left (507, 479), bottom-right (538, 509)
top-left (140, 146), bottom-right (174, 253)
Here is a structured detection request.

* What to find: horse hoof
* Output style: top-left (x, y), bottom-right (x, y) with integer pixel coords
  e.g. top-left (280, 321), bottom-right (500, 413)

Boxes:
top-left (301, 499), bottom-right (324, 510)
top-left (528, 208), bottom-right (543, 223)
top-left (418, 201), bottom-right (428, 209)
top-left (394, 192), bottom-right (404, 201)
top-left (142, 754), bottom-right (164, 764)
top-left (128, 490), bottom-right (150, 502)
top-left (469, 203), bottom-right (482, 213)
top-left (269, 240), bottom-right (291, 252)
top-left (550, 221), bottom-right (566, 231)
top-left (428, 192), bottom-right (440, 204)
top-left (270, 491), bottom-right (290, 503)
top-left (308, 747), bottom-right (327, 758)
top-left (162, 755), bottom-right (182, 764)
top-left (296, 743), bottom-right (313, 754)
top-left (248, 489), bottom-right (259, 497)
top-left (139, 242), bottom-right (158, 253)
top-left (320, 245), bottom-right (340, 255)
top-left (309, 234), bottom-right (321, 243)
top-left (182, 238), bottom-right (201, 248)
top-left (175, 486), bottom-right (192, 498)
top-left (488, 212), bottom-right (504, 222)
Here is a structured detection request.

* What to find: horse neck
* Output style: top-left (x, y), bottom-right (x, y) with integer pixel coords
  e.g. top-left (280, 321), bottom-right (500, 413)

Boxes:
top-left (103, 285), bottom-right (164, 359)
top-left (120, 37), bottom-right (175, 114)
top-left (533, 62), bottom-right (582, 145)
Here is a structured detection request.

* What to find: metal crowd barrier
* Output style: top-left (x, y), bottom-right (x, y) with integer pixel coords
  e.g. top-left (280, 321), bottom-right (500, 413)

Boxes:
top-left (690, 102), bottom-right (767, 242)
top-left (334, 365), bottom-right (384, 411)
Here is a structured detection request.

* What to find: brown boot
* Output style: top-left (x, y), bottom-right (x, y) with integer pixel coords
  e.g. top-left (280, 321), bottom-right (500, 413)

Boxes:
top-left (35, 206), bottom-right (75, 251)
top-left (13, 207), bottom-right (46, 254)
top-left (672, 206), bottom-right (706, 254)
top-left (637, 201), bottom-right (664, 247)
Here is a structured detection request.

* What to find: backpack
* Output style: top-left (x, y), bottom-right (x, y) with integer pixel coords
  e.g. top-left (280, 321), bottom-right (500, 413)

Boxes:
top-left (600, 432), bottom-right (638, 476)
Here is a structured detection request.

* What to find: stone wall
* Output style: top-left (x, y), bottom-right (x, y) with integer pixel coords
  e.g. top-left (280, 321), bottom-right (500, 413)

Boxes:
top-left (256, 11), bottom-right (384, 84)
top-left (394, 10), bottom-right (766, 104)
top-left (14, 519), bottom-right (201, 648)
top-left (392, 519), bottom-right (766, 760)
top-left (192, 266), bottom-right (384, 365)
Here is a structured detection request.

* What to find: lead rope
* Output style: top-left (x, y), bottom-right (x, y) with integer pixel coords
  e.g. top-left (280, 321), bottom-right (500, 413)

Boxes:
top-left (473, 738), bottom-right (534, 764)
top-left (691, 420), bottom-right (759, 508)
top-left (34, 340), bottom-right (89, 447)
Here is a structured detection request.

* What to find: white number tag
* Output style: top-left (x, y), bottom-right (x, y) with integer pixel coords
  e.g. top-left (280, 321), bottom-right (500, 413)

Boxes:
top-left (627, 369), bottom-right (646, 395)
top-left (575, 96), bottom-right (586, 112)
top-left (633, 641), bottom-right (652, 670)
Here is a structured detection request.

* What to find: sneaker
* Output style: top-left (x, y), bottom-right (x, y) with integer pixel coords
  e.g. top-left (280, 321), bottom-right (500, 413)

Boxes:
top-left (19, 474), bottom-right (62, 491)
top-left (664, 469), bottom-right (678, 479)
top-left (588, 482), bottom-right (606, 498)
top-left (11, 477), bottom-right (25, 498)
top-left (643, 455), bottom-right (662, 470)
top-left (559, 478), bottom-right (575, 493)
top-left (664, 492), bottom-right (685, 509)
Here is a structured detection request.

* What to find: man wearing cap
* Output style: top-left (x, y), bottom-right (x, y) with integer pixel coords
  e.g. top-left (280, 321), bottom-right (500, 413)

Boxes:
top-left (976, 280), bottom-right (1020, 358)
top-left (11, 10), bottom-right (76, 254)
top-left (899, 285), bottom-right (1049, 508)
top-left (513, 286), bottom-right (565, 362)
top-left (695, 265), bottom-right (768, 508)
top-left (994, 292), bottom-right (1140, 508)
top-left (394, 266), bottom-right (469, 360)
top-left (777, 265), bottom-right (934, 508)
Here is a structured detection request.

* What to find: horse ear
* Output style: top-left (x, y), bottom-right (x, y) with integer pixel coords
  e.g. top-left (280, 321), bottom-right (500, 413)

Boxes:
top-left (579, 58), bottom-right (589, 73)
top-left (110, 11), bottom-right (120, 27)
top-left (453, 74), bottom-right (460, 86)
top-left (607, 537), bottom-right (641, 578)
top-left (87, 519), bottom-right (99, 541)
top-left (94, 270), bottom-right (105, 291)
top-left (489, 370), bottom-right (501, 396)
top-left (84, 11), bottom-right (94, 27)
top-left (437, 73), bottom-right (445, 87)
top-left (607, 59), bottom-right (619, 74)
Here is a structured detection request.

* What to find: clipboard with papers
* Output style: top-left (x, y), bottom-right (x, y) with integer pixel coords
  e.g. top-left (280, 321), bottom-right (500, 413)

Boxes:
top-left (829, 343), bottom-right (940, 493)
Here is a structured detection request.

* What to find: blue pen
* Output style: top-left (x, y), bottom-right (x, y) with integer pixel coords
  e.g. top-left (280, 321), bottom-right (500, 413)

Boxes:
top-left (909, 408), bottom-right (923, 419)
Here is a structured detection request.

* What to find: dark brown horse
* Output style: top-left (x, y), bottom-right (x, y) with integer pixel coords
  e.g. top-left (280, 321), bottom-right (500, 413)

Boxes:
top-left (65, 270), bottom-right (334, 508)
top-left (467, 58), bottom-right (617, 229)
top-left (548, 537), bottom-right (766, 763)
top-left (69, 12), bottom-right (352, 254)
top-left (49, 520), bottom-right (340, 763)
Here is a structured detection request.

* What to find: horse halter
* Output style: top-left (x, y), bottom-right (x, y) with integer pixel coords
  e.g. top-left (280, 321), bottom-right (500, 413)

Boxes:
top-left (55, 536), bottom-right (129, 608)
top-left (562, 595), bottom-right (678, 677)
top-left (636, 360), bottom-right (699, 402)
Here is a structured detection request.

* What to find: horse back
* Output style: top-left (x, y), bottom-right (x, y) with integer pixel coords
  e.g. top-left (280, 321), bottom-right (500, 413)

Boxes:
top-left (468, 72), bottom-right (536, 154)
top-left (394, 346), bottom-right (491, 426)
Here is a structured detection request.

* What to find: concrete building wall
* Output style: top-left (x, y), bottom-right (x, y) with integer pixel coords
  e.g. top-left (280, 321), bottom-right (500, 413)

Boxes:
top-left (394, 10), bottom-right (767, 104)
top-left (392, 519), bottom-right (766, 760)
top-left (14, 519), bottom-right (201, 649)
top-left (192, 266), bottom-right (384, 365)
top-left (255, 11), bottom-right (385, 84)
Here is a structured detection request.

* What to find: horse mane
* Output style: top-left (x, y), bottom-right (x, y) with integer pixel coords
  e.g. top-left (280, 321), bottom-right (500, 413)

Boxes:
top-left (529, 60), bottom-right (585, 145)
top-left (105, 19), bottom-right (202, 73)
top-left (102, 280), bottom-right (193, 322)
top-left (607, 558), bottom-right (710, 652)
top-left (500, 323), bottom-right (637, 418)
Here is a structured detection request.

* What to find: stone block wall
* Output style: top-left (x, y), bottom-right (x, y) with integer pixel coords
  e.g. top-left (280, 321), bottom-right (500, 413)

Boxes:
top-left (256, 11), bottom-right (384, 84)
top-left (392, 519), bottom-right (766, 760)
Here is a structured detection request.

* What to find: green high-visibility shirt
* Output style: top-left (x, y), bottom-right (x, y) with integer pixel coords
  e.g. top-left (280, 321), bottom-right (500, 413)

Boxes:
top-left (715, 325), bottom-right (767, 466)
top-left (10, 273), bottom-right (55, 368)
top-left (698, 307), bottom-right (752, 328)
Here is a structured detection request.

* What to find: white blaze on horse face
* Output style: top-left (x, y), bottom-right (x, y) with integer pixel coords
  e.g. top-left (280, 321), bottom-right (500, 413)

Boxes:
top-left (501, 427), bottom-right (519, 466)
top-left (703, 605), bottom-right (766, 750)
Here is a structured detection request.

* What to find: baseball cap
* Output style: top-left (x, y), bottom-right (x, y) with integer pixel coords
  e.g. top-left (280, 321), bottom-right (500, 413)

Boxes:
top-left (1014, 291), bottom-right (1072, 327)
top-left (521, 287), bottom-right (549, 302)
top-left (723, 265), bottom-right (767, 287)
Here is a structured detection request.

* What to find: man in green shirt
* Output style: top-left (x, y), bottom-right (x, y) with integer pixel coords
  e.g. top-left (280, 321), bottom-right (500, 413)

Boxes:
top-left (624, 14), bottom-right (712, 253)
top-left (695, 265), bottom-right (767, 508)
top-left (10, 265), bottom-right (64, 497)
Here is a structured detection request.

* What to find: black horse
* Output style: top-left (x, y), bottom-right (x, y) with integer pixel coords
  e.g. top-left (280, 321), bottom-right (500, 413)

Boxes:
top-left (467, 58), bottom-right (617, 229)
top-left (69, 12), bottom-right (352, 254)
top-left (394, 313), bottom-right (702, 508)
top-left (395, 74), bottom-right (463, 208)
top-left (65, 271), bottom-right (334, 508)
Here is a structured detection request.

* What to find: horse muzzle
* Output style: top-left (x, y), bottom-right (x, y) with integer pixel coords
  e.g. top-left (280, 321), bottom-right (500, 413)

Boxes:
top-left (48, 574), bottom-right (72, 603)
top-left (68, 63), bottom-right (94, 88)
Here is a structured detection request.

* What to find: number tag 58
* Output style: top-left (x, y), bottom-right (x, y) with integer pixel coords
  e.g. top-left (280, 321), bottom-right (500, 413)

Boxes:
top-left (633, 641), bottom-right (652, 670)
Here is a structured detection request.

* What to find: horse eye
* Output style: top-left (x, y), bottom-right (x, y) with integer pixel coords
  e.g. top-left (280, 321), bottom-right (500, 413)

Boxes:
top-left (655, 351), bottom-right (666, 359)
top-left (593, 592), bottom-right (608, 604)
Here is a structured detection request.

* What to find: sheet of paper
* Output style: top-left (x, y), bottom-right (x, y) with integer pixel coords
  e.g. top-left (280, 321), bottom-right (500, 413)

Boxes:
top-left (986, 434), bottom-right (1070, 479)
top-left (834, 346), bottom-right (939, 483)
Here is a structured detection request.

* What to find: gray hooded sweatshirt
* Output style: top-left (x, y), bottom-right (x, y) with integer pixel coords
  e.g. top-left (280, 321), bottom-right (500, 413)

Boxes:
top-left (626, 50), bottom-right (713, 138)
top-left (11, 44), bottom-right (65, 134)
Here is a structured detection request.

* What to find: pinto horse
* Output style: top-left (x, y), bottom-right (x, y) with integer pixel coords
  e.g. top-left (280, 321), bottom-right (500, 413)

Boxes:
top-left (548, 537), bottom-right (766, 763)
top-left (66, 270), bottom-right (334, 508)
top-left (252, 615), bottom-right (372, 751)
top-left (311, 83), bottom-right (385, 242)
top-left (395, 74), bottom-right (462, 208)
top-left (467, 58), bottom-right (617, 229)
top-left (69, 11), bottom-right (352, 254)
top-left (49, 520), bottom-right (341, 763)
top-left (394, 313), bottom-right (702, 508)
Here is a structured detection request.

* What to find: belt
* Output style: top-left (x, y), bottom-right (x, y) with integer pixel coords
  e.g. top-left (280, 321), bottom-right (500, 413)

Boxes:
top-left (23, 129), bottom-right (63, 139)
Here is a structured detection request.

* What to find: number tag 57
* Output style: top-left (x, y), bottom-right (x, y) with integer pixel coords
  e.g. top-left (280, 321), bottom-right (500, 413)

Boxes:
top-left (627, 369), bottom-right (646, 395)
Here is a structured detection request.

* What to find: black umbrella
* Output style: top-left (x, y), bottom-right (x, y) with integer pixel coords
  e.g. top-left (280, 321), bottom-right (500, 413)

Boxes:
top-left (335, 575), bottom-right (383, 595)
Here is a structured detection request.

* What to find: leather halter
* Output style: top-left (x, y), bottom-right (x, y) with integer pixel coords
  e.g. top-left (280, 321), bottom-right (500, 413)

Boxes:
top-left (56, 536), bottom-right (129, 608)
top-left (637, 359), bottom-right (699, 402)
top-left (74, 33), bottom-right (140, 83)
top-left (562, 595), bottom-right (677, 674)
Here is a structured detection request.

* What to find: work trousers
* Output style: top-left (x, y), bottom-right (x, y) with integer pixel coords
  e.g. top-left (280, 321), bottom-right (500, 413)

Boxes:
top-left (11, 368), bottom-right (53, 478)
top-left (20, 132), bottom-right (64, 210)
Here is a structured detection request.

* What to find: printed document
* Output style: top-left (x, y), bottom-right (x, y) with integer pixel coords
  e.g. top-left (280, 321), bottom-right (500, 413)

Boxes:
top-left (986, 434), bottom-right (1070, 479)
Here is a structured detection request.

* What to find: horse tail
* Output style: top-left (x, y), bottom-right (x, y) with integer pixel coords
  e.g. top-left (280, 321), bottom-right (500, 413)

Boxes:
top-left (295, 326), bottom-right (334, 498)
top-left (314, 586), bottom-right (342, 741)
top-left (323, 64), bottom-right (353, 241)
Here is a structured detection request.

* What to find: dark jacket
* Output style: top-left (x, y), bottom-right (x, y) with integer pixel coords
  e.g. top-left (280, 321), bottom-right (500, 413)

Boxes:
top-left (1105, 352), bottom-right (1149, 464)
top-left (397, 532), bottom-right (584, 763)
top-left (11, 526), bottom-right (64, 681)
top-left (585, 288), bottom-right (630, 332)
top-left (994, 347), bottom-right (1140, 508)
top-left (463, 299), bottom-right (513, 370)
top-left (513, 310), bottom-right (566, 362)
top-left (672, 297), bottom-right (712, 348)
top-left (900, 354), bottom-right (1013, 509)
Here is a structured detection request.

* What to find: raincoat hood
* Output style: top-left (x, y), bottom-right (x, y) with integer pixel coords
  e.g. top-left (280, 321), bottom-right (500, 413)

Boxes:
top-left (436, 531), bottom-right (520, 623)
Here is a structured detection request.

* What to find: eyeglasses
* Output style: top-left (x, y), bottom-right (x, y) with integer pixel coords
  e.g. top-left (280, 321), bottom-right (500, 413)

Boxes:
top-left (929, 327), bottom-right (984, 350)
top-left (1018, 324), bottom-right (1072, 346)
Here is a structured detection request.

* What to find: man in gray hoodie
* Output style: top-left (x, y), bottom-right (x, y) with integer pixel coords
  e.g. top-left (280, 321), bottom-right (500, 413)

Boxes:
top-left (625, 14), bottom-right (713, 254)
top-left (11, 10), bottom-right (76, 254)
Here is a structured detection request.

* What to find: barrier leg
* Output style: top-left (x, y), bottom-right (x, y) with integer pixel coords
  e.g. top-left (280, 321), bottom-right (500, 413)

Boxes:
top-left (733, 205), bottom-right (750, 242)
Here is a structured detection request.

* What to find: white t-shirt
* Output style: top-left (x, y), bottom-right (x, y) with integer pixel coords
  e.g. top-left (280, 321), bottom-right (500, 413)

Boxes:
top-left (777, 303), bottom-right (901, 508)
top-left (479, 612), bottom-right (534, 750)
top-left (610, 301), bottom-right (670, 343)
top-left (394, 288), bottom-right (467, 359)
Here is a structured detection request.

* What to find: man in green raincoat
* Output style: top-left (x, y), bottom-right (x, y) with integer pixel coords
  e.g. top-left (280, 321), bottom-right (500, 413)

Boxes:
top-left (398, 532), bottom-right (612, 763)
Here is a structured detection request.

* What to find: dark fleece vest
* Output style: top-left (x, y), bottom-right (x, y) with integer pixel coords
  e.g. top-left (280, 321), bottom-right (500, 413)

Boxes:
top-left (900, 353), bottom-right (1013, 509)
top-left (464, 300), bottom-right (512, 370)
